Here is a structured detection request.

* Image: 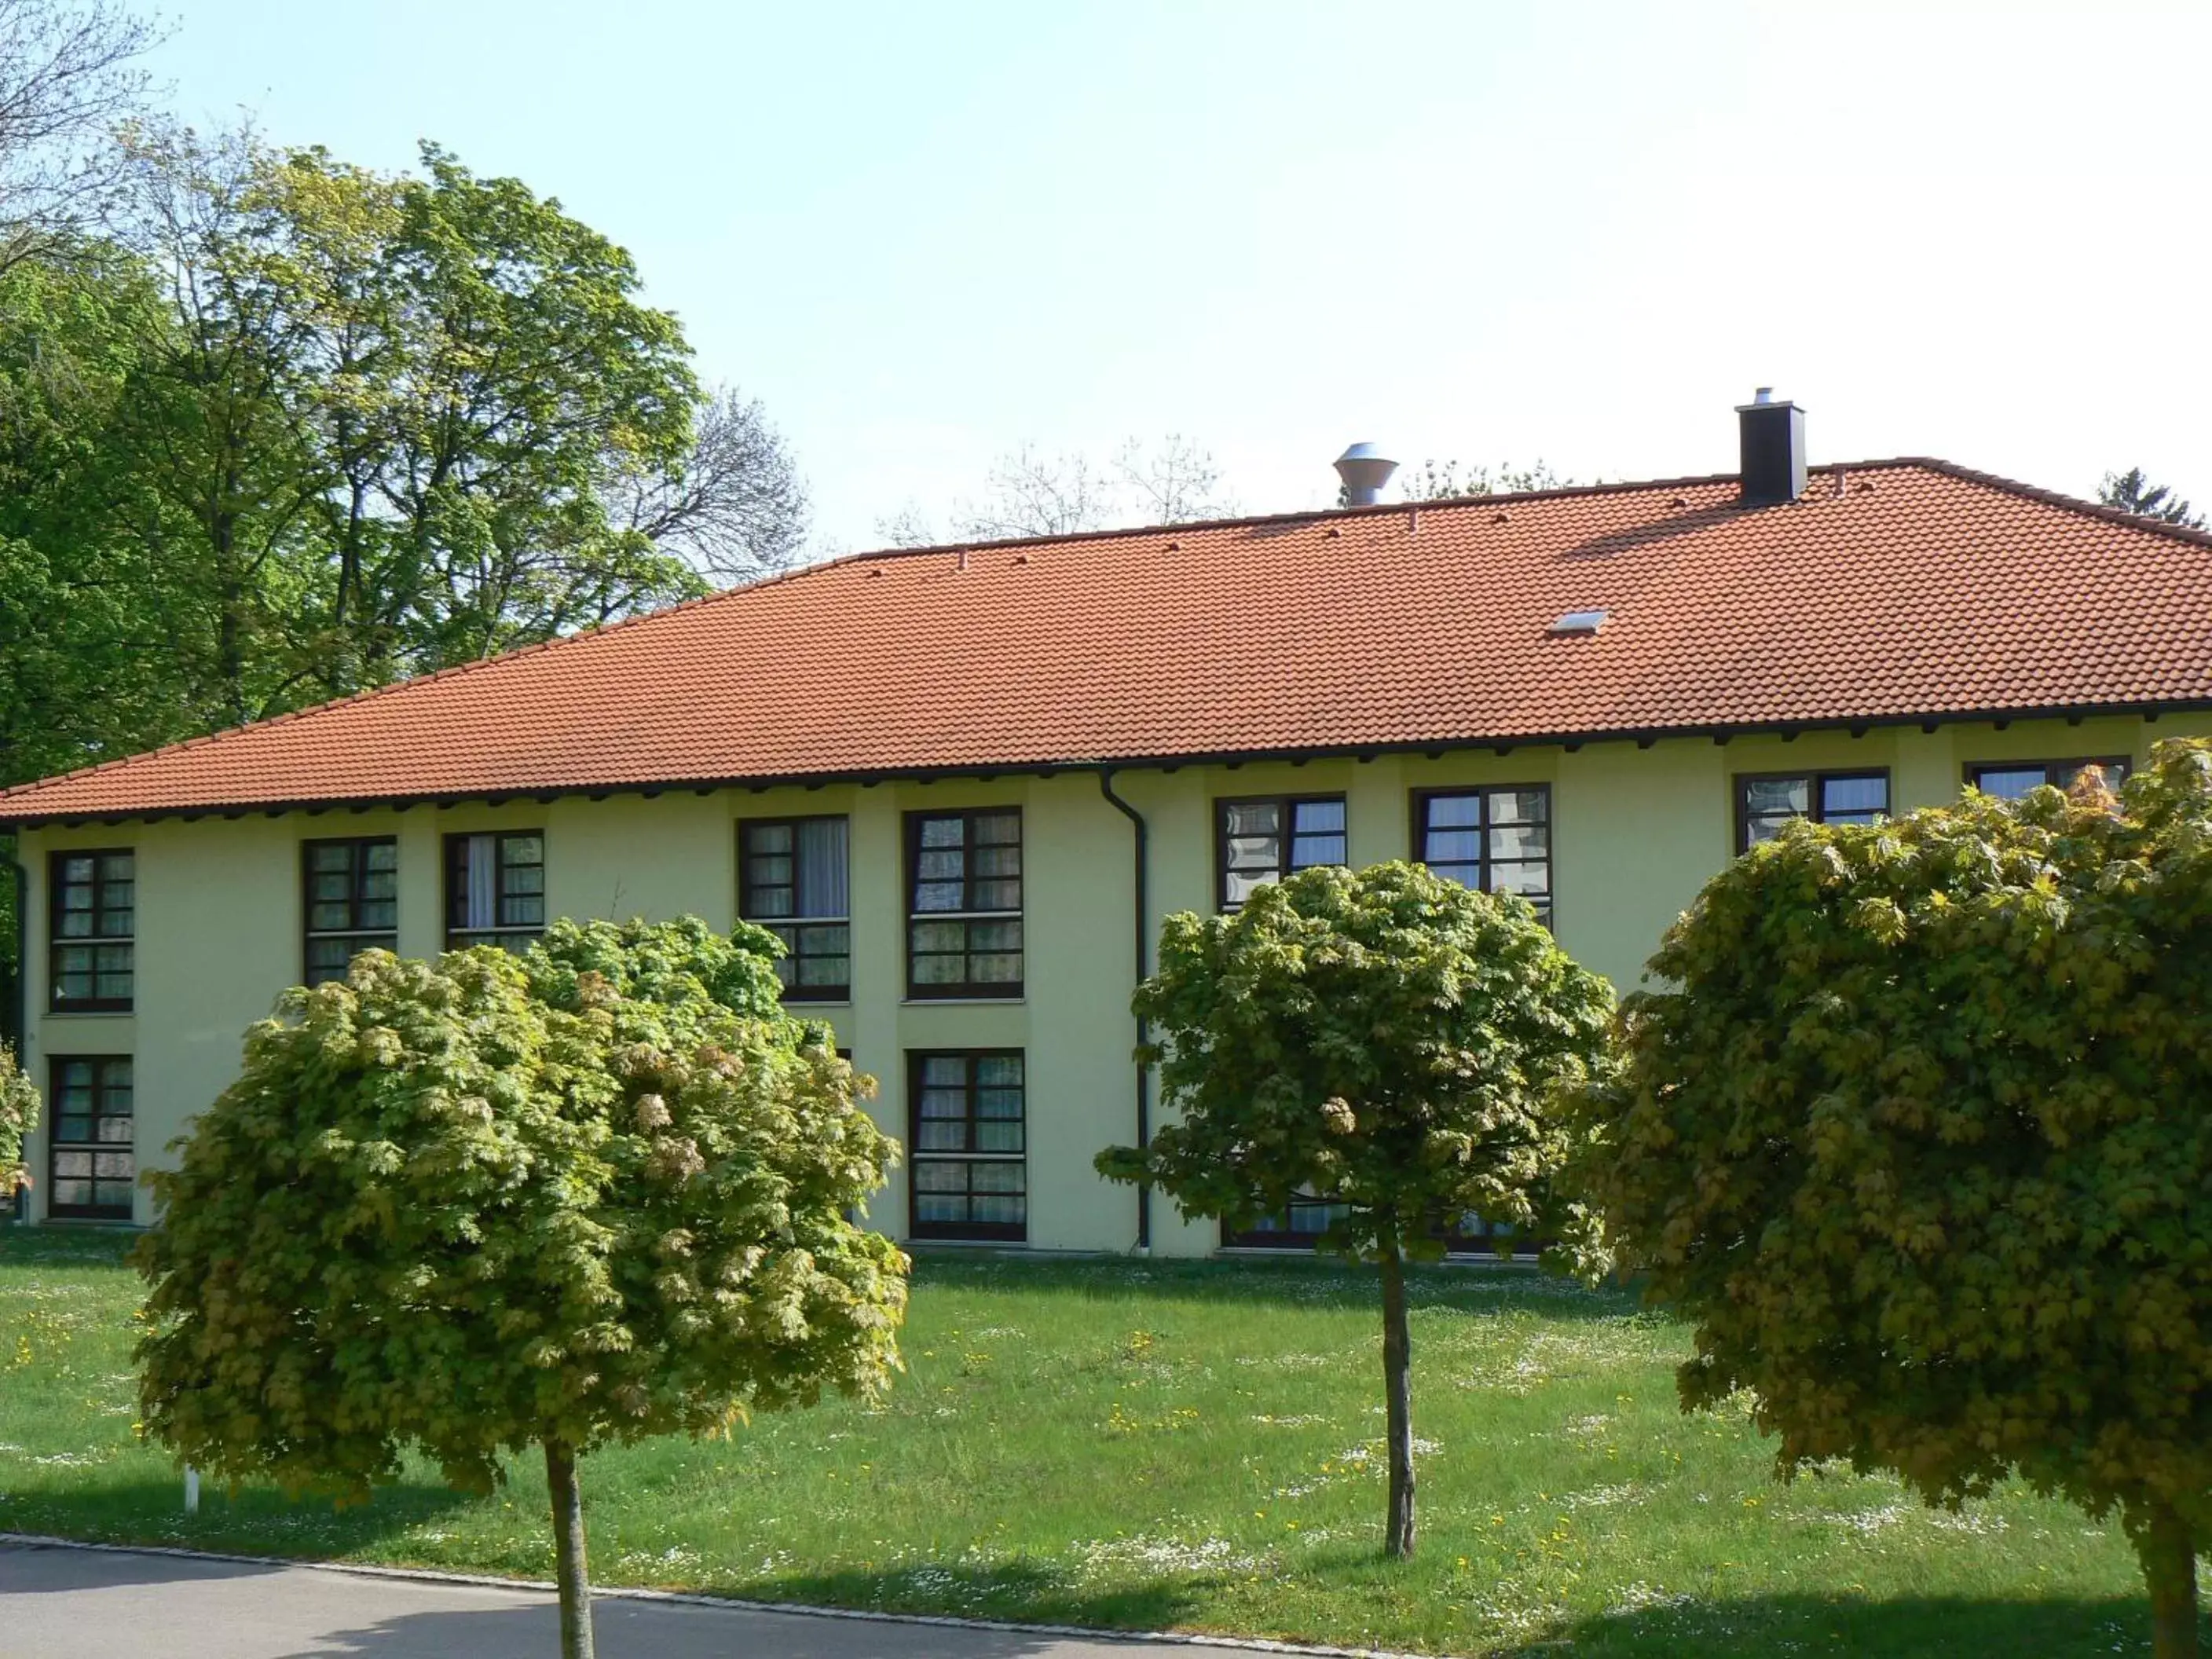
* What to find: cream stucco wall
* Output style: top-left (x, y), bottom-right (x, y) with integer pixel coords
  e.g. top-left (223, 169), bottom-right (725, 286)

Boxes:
top-left (18, 712), bottom-right (2208, 1247)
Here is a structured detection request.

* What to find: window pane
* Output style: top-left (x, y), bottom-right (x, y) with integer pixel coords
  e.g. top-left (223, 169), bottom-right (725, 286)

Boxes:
top-left (1290, 833), bottom-right (1345, 869)
top-left (1224, 870), bottom-right (1273, 907)
top-left (977, 1055), bottom-right (1022, 1086)
top-left (1425, 793), bottom-right (1481, 830)
top-left (795, 818), bottom-right (849, 917)
top-left (1489, 789), bottom-right (1547, 823)
top-left (745, 822), bottom-right (793, 855)
top-left (1973, 767), bottom-right (2046, 800)
top-left (1744, 778), bottom-right (1810, 816)
top-left (1489, 823), bottom-right (1549, 860)
top-left (1291, 799), bottom-right (1346, 834)
top-left (1225, 803), bottom-right (1280, 837)
top-left (1821, 776), bottom-right (1888, 817)
top-left (914, 881), bottom-right (966, 912)
top-left (1226, 834), bottom-right (1280, 867)
top-left (973, 812), bottom-right (1020, 844)
top-left (1492, 861), bottom-right (1550, 895)
top-left (919, 817), bottom-right (965, 848)
top-left (910, 954), bottom-right (966, 984)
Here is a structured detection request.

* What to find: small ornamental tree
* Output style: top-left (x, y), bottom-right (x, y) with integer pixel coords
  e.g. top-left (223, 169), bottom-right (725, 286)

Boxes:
top-left (1098, 861), bottom-right (1615, 1558)
top-left (1577, 742), bottom-right (2212, 1659)
top-left (0, 1041), bottom-right (38, 1201)
top-left (136, 917), bottom-right (907, 1659)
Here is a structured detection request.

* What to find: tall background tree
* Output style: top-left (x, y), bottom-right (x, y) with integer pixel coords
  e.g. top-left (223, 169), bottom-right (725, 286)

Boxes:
top-left (878, 433), bottom-right (1235, 544)
top-left (2100, 467), bottom-right (2204, 530)
top-left (0, 0), bottom-right (156, 269)
top-left (1578, 746), bottom-right (2212, 1659)
top-left (1099, 861), bottom-right (1614, 1559)
top-left (0, 116), bottom-right (810, 1027)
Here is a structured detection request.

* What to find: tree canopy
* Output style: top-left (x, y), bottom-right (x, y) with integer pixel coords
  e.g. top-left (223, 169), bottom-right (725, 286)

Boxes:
top-left (1577, 742), bottom-right (2212, 1658)
top-left (134, 917), bottom-right (906, 1659)
top-left (2100, 467), bottom-right (2203, 530)
top-left (0, 1042), bottom-right (37, 1198)
top-left (1100, 861), bottom-right (1614, 1558)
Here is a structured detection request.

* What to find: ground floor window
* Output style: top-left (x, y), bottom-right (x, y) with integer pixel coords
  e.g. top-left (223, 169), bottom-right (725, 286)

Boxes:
top-left (47, 1057), bottom-right (134, 1221)
top-left (908, 1049), bottom-right (1026, 1241)
top-left (1222, 1194), bottom-right (1540, 1255)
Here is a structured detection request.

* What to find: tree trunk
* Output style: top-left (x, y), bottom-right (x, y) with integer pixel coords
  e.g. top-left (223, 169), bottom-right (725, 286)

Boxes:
top-left (2139, 1501), bottom-right (2200, 1659)
top-left (544, 1438), bottom-right (595, 1659)
top-left (1378, 1238), bottom-right (1415, 1560)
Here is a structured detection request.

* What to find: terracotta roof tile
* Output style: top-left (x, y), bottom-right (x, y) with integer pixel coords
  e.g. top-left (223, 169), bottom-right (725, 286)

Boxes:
top-left (7, 459), bottom-right (2211, 822)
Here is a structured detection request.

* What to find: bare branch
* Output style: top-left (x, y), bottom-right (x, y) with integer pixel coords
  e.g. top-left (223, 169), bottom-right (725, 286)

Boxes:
top-left (0, 0), bottom-right (162, 270)
top-left (607, 386), bottom-right (810, 584)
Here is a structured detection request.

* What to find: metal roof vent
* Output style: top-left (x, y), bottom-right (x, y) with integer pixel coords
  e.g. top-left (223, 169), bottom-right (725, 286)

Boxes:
top-left (1548, 608), bottom-right (1609, 636)
top-left (1334, 443), bottom-right (1398, 507)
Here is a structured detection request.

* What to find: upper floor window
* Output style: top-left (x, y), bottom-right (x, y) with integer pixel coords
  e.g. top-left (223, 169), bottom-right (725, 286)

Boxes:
top-left (909, 1049), bottom-right (1027, 1241)
top-left (1218, 796), bottom-right (1346, 910)
top-left (445, 832), bottom-right (544, 951)
top-left (49, 850), bottom-right (134, 1012)
top-left (1968, 757), bottom-right (2131, 801)
top-left (740, 817), bottom-right (851, 1000)
top-left (1412, 786), bottom-right (1553, 925)
top-left (48, 1056), bottom-right (134, 1220)
top-left (1737, 771), bottom-right (1888, 852)
top-left (302, 837), bottom-right (398, 987)
top-left (906, 809), bottom-right (1022, 998)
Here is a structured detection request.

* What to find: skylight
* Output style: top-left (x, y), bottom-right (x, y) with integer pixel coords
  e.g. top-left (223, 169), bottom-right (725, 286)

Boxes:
top-left (1548, 609), bottom-right (1609, 636)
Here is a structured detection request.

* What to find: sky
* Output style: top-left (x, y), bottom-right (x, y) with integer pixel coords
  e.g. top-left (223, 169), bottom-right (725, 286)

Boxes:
top-left (145, 0), bottom-right (2212, 553)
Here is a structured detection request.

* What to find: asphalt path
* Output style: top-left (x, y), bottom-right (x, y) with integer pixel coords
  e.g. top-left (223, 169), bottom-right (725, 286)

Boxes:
top-left (0, 1540), bottom-right (1265, 1658)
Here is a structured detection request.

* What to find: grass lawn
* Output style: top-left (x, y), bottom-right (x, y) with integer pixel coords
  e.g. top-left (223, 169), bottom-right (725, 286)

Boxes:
top-left (0, 1228), bottom-right (2182, 1657)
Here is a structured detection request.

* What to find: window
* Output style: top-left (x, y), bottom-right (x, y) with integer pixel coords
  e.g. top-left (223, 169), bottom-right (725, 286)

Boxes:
top-left (445, 832), bottom-right (545, 950)
top-left (906, 810), bottom-right (1022, 998)
top-left (302, 838), bottom-right (398, 987)
top-left (1223, 1196), bottom-right (1539, 1255)
top-left (908, 1051), bottom-right (1026, 1240)
top-left (47, 1057), bottom-right (134, 1220)
top-left (1412, 786), bottom-right (1553, 925)
top-left (1737, 771), bottom-right (1889, 851)
top-left (1218, 796), bottom-right (1347, 910)
top-left (1968, 757), bottom-right (2132, 801)
top-left (739, 818), bottom-right (850, 999)
top-left (49, 851), bottom-right (134, 1012)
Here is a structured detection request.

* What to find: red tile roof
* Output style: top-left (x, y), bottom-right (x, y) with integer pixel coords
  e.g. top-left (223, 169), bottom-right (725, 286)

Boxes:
top-left (7, 459), bottom-right (2212, 823)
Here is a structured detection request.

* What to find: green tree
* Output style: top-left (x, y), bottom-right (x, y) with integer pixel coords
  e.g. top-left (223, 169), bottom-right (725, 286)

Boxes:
top-left (1577, 743), bottom-right (2212, 1658)
top-left (134, 917), bottom-right (907, 1659)
top-left (0, 1041), bottom-right (38, 1199)
top-left (1097, 861), bottom-right (1614, 1558)
top-left (2100, 467), bottom-right (2205, 530)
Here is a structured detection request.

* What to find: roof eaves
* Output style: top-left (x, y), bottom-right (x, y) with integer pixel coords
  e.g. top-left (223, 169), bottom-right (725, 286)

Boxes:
top-left (8, 692), bottom-right (2206, 830)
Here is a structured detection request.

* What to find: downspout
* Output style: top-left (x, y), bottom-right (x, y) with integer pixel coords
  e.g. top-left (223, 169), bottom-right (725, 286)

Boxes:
top-left (3, 845), bottom-right (23, 1053)
top-left (1095, 768), bottom-right (1152, 1252)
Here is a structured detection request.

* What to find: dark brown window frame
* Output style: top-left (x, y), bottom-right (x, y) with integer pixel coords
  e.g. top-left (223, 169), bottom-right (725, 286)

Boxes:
top-left (1408, 784), bottom-right (1555, 926)
top-left (738, 815), bottom-right (851, 1001)
top-left (1734, 769), bottom-right (1892, 854)
top-left (302, 836), bottom-right (399, 987)
top-left (903, 808), bottom-right (1024, 1000)
top-left (48, 848), bottom-right (135, 1013)
top-left (1963, 756), bottom-right (2133, 800)
top-left (46, 1054), bottom-right (134, 1221)
top-left (443, 830), bottom-right (546, 951)
top-left (906, 1048), bottom-right (1027, 1242)
top-left (1215, 793), bottom-right (1349, 912)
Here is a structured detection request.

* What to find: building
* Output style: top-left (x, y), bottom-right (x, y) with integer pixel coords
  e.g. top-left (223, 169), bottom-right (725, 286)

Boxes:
top-left (5, 396), bottom-right (2210, 1250)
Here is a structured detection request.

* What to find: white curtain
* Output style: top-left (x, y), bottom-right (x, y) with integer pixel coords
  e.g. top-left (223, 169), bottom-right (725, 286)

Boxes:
top-left (797, 819), bottom-right (848, 918)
